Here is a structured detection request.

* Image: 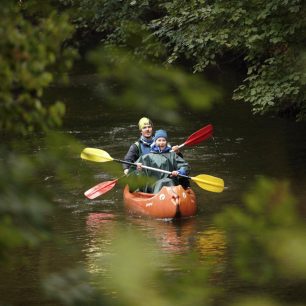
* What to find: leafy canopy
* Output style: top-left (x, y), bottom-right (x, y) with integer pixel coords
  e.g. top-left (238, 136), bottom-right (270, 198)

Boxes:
top-left (0, 1), bottom-right (77, 136)
top-left (66, 0), bottom-right (306, 120)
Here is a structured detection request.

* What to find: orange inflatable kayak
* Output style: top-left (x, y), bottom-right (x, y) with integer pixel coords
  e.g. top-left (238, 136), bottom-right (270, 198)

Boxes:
top-left (123, 185), bottom-right (197, 219)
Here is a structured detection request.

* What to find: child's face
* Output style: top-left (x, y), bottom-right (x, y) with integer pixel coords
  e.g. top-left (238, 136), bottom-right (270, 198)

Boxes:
top-left (155, 137), bottom-right (167, 149)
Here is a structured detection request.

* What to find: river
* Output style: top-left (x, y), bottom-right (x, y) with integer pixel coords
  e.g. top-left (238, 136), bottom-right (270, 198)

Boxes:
top-left (1, 68), bottom-right (306, 305)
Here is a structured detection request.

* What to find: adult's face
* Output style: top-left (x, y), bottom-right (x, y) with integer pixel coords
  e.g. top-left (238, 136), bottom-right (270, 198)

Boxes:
top-left (141, 124), bottom-right (153, 139)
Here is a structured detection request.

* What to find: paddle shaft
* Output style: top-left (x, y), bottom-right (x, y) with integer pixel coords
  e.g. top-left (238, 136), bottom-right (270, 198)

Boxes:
top-left (114, 157), bottom-right (223, 190)
top-left (113, 158), bottom-right (223, 190)
top-left (113, 158), bottom-right (190, 179)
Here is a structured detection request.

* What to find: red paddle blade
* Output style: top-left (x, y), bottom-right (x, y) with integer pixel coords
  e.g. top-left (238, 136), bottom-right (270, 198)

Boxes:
top-left (184, 124), bottom-right (213, 146)
top-left (84, 179), bottom-right (118, 199)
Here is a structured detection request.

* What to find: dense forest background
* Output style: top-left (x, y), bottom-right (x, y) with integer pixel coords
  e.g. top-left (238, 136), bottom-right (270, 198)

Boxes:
top-left (1, 1), bottom-right (306, 305)
top-left (68, 0), bottom-right (306, 120)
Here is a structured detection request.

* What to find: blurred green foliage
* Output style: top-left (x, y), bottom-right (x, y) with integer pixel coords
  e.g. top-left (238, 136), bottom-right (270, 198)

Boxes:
top-left (215, 178), bottom-right (306, 303)
top-left (1, 1), bottom-right (306, 306)
top-left (0, 0), bottom-right (77, 136)
top-left (0, 133), bottom-right (86, 259)
top-left (88, 45), bottom-right (221, 124)
top-left (0, 152), bottom-right (51, 258)
top-left (100, 227), bottom-right (214, 306)
top-left (44, 179), bottom-right (306, 306)
top-left (0, 0), bottom-right (80, 260)
top-left (0, 1), bottom-right (84, 304)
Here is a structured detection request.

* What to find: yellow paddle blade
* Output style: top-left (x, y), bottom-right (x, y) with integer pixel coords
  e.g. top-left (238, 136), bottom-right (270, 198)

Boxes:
top-left (80, 148), bottom-right (114, 163)
top-left (191, 174), bottom-right (224, 193)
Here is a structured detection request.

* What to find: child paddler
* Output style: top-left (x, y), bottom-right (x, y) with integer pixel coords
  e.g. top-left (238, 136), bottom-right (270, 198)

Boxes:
top-left (135, 129), bottom-right (190, 194)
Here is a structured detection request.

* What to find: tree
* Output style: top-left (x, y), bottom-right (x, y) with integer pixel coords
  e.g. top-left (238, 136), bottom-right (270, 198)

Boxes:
top-left (0, 0), bottom-right (78, 259)
top-left (1, 2), bottom-right (306, 305)
top-left (0, 1), bottom-right (77, 136)
top-left (64, 0), bottom-right (306, 120)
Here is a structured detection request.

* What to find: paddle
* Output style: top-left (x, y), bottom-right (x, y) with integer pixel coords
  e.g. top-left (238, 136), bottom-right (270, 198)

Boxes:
top-left (81, 148), bottom-right (224, 193)
top-left (178, 124), bottom-right (213, 148)
top-left (84, 174), bottom-right (128, 199)
top-left (85, 179), bottom-right (119, 199)
top-left (84, 124), bottom-right (214, 198)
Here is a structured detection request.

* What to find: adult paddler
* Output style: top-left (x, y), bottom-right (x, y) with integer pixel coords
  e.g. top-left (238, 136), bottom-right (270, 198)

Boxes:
top-left (123, 117), bottom-right (182, 175)
top-left (123, 117), bottom-right (154, 175)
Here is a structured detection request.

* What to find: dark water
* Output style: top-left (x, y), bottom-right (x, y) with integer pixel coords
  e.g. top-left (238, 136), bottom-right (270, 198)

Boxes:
top-left (1, 71), bottom-right (306, 305)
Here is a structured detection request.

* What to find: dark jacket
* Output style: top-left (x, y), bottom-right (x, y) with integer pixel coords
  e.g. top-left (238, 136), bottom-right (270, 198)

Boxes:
top-left (123, 138), bottom-right (153, 171)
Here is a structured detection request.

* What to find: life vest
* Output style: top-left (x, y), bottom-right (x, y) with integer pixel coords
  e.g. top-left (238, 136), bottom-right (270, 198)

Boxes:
top-left (134, 140), bottom-right (152, 155)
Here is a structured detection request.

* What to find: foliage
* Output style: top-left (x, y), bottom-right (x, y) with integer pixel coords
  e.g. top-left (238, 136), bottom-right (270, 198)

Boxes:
top-left (0, 0), bottom-right (80, 263)
top-left (62, 0), bottom-right (306, 120)
top-left (60, 0), bottom-right (165, 57)
top-left (215, 178), bottom-right (306, 290)
top-left (0, 1), bottom-right (77, 136)
top-left (0, 1), bottom-right (82, 303)
top-left (88, 45), bottom-right (221, 123)
top-left (0, 133), bottom-right (84, 260)
top-left (43, 179), bottom-right (306, 306)
top-left (0, 151), bottom-right (51, 258)
top-left (1, 1), bottom-right (306, 306)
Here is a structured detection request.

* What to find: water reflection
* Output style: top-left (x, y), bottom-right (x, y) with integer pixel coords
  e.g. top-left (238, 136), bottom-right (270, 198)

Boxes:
top-left (196, 227), bottom-right (226, 262)
top-left (84, 212), bottom-right (200, 277)
top-left (85, 212), bottom-right (117, 275)
top-left (84, 211), bottom-right (227, 281)
top-left (86, 212), bottom-right (116, 230)
top-left (127, 217), bottom-right (197, 254)
top-left (85, 212), bottom-right (197, 256)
